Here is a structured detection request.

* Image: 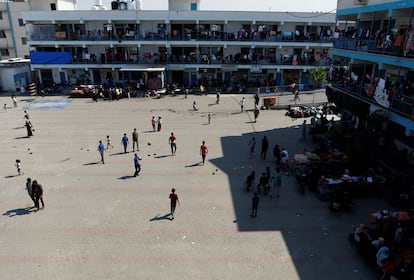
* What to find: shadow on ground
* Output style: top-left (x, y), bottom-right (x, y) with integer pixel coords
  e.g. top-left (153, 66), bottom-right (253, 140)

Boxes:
top-left (209, 124), bottom-right (381, 279)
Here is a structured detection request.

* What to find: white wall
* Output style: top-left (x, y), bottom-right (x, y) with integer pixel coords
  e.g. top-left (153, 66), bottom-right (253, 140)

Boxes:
top-left (0, 66), bottom-right (30, 91)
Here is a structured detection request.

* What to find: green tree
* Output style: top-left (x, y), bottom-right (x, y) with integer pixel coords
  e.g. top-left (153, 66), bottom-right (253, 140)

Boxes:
top-left (309, 67), bottom-right (328, 89)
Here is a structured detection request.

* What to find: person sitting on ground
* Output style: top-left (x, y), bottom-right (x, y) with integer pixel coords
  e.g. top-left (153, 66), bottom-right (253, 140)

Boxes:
top-left (371, 237), bottom-right (385, 250)
top-left (354, 224), bottom-right (371, 246)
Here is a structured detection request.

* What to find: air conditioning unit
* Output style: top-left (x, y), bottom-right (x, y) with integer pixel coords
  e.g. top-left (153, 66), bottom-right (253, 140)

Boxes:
top-left (354, 0), bottom-right (367, 5)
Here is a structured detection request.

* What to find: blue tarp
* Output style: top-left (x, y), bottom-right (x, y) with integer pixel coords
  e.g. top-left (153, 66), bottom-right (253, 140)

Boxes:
top-left (30, 51), bottom-right (71, 64)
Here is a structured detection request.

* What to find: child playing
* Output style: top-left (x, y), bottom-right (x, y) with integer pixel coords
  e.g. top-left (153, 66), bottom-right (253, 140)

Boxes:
top-left (106, 135), bottom-right (113, 149)
top-left (15, 159), bottom-right (22, 175)
top-left (151, 116), bottom-right (156, 132)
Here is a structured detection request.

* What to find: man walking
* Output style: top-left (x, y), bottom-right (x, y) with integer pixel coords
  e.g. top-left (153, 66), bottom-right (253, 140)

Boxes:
top-left (269, 167), bottom-right (282, 198)
top-left (133, 153), bottom-right (142, 177)
top-left (301, 120), bottom-right (307, 140)
top-left (261, 136), bottom-right (269, 160)
top-left (25, 177), bottom-right (35, 206)
top-left (32, 180), bottom-right (44, 211)
top-left (132, 128), bottom-right (139, 151)
top-left (240, 97), bottom-right (246, 112)
top-left (251, 192), bottom-right (259, 218)
top-left (248, 137), bottom-right (256, 159)
top-left (169, 188), bottom-right (180, 220)
top-left (98, 140), bottom-right (105, 164)
top-left (200, 141), bottom-right (208, 165)
top-left (121, 133), bottom-right (129, 153)
top-left (169, 132), bottom-right (177, 155)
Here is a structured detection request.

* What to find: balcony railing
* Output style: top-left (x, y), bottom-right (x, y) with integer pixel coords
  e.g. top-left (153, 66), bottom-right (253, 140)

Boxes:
top-left (68, 54), bottom-right (333, 66)
top-left (330, 82), bottom-right (414, 119)
top-left (333, 38), bottom-right (414, 59)
top-left (29, 30), bottom-right (334, 43)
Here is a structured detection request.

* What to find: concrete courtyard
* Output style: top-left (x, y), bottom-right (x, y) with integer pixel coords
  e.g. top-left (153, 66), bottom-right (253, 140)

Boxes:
top-left (0, 92), bottom-right (386, 279)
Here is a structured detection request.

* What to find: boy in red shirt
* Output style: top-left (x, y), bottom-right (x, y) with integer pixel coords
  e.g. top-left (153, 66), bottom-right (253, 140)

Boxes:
top-left (169, 188), bottom-right (180, 220)
top-left (200, 141), bottom-right (208, 165)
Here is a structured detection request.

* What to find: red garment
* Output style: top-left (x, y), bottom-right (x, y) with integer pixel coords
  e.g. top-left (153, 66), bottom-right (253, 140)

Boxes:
top-left (200, 144), bottom-right (208, 155)
top-left (169, 193), bottom-right (179, 204)
top-left (169, 135), bottom-right (176, 143)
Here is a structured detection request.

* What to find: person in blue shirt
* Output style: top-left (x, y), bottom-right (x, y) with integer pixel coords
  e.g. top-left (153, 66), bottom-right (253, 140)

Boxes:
top-left (121, 133), bottom-right (129, 153)
top-left (133, 153), bottom-right (142, 177)
top-left (251, 192), bottom-right (259, 218)
top-left (98, 140), bottom-right (105, 164)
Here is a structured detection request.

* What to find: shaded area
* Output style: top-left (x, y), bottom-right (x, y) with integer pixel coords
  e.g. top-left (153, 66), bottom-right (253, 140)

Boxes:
top-left (209, 124), bottom-right (381, 279)
top-left (3, 207), bottom-right (33, 217)
top-left (83, 162), bottom-right (100, 166)
top-left (185, 162), bottom-right (202, 168)
top-left (117, 175), bottom-right (136, 180)
top-left (149, 213), bottom-right (171, 221)
top-left (154, 155), bottom-right (170, 159)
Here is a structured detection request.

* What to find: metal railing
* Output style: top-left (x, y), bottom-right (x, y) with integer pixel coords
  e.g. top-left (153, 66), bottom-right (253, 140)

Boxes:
top-left (330, 83), bottom-right (414, 119)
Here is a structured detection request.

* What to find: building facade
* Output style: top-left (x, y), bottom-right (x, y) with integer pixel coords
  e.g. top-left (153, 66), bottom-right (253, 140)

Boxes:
top-left (328, 0), bottom-right (414, 138)
top-left (22, 0), bottom-right (336, 91)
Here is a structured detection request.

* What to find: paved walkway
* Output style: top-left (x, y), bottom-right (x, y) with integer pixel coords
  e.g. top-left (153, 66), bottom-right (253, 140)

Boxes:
top-left (0, 93), bottom-right (385, 279)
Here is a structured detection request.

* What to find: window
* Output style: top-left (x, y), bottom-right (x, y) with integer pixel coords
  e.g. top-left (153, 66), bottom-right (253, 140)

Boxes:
top-left (0, 30), bottom-right (6, 38)
top-left (50, 3), bottom-right (56, 10)
top-left (18, 19), bottom-right (24, 27)
top-left (0, 48), bottom-right (10, 56)
top-left (21, 37), bottom-right (27, 45)
top-left (0, 12), bottom-right (3, 20)
top-left (190, 3), bottom-right (197, 11)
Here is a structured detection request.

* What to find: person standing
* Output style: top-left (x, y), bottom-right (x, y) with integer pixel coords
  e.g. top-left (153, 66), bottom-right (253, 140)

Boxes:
top-left (32, 180), bottom-right (44, 210)
top-left (301, 120), bottom-right (307, 140)
top-left (106, 135), bottom-right (113, 149)
top-left (25, 120), bottom-right (33, 137)
top-left (133, 153), bottom-right (142, 177)
top-left (250, 192), bottom-right (259, 218)
top-left (98, 140), bottom-right (105, 164)
top-left (132, 128), bottom-right (139, 151)
top-left (269, 167), bottom-right (282, 198)
top-left (254, 92), bottom-right (260, 107)
top-left (248, 137), bottom-right (256, 159)
top-left (244, 171), bottom-right (255, 192)
top-left (151, 116), bottom-right (157, 132)
top-left (273, 144), bottom-right (281, 166)
top-left (121, 133), bottom-right (129, 153)
top-left (193, 101), bottom-right (198, 111)
top-left (208, 113), bottom-right (211, 124)
top-left (169, 188), bottom-right (180, 220)
top-left (15, 159), bottom-right (22, 175)
top-left (11, 95), bottom-right (17, 108)
top-left (254, 106), bottom-right (260, 123)
top-left (200, 140), bottom-right (208, 165)
top-left (169, 132), bottom-right (177, 155)
top-left (261, 136), bottom-right (269, 160)
top-left (25, 177), bottom-right (35, 206)
top-left (240, 97), bottom-right (246, 112)
top-left (157, 116), bottom-right (162, 132)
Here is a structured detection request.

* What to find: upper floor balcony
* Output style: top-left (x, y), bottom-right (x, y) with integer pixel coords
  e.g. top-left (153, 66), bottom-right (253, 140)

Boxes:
top-left (333, 37), bottom-right (414, 59)
top-left (30, 50), bottom-right (333, 68)
top-left (329, 81), bottom-right (414, 121)
top-left (25, 19), bottom-right (335, 45)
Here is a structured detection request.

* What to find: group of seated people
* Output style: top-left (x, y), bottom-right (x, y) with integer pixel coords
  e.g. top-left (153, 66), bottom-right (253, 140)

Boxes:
top-left (350, 222), bottom-right (414, 279)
